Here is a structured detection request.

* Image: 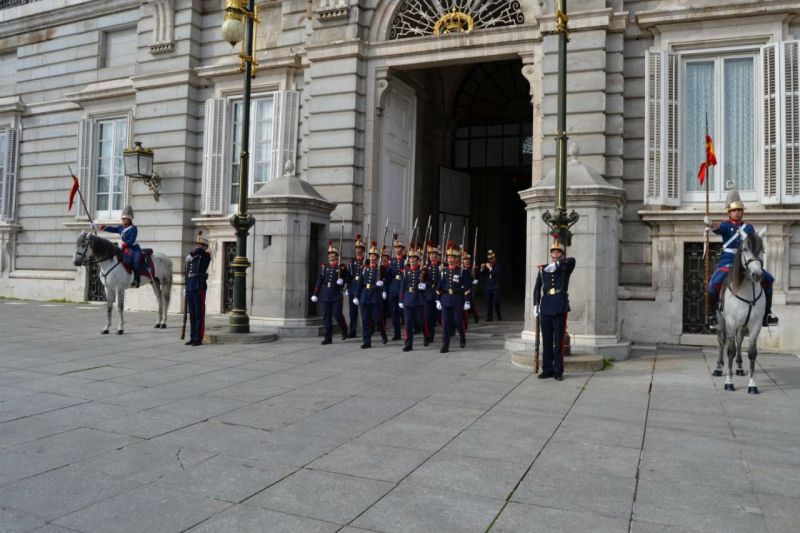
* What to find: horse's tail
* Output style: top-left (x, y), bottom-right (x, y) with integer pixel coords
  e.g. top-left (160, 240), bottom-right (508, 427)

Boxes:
top-left (153, 252), bottom-right (173, 306)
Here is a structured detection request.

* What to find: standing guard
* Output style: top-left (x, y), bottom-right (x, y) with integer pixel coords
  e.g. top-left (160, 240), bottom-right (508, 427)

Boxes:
top-left (481, 249), bottom-right (503, 321)
top-left (353, 241), bottom-right (388, 348)
top-left (423, 241), bottom-right (442, 346)
top-left (184, 233), bottom-right (211, 346)
top-left (399, 243), bottom-right (426, 352)
top-left (462, 252), bottom-right (480, 326)
top-left (436, 241), bottom-right (471, 353)
top-left (347, 234), bottom-right (366, 339)
top-left (388, 235), bottom-right (407, 341)
top-left (99, 205), bottom-right (143, 288)
top-left (705, 189), bottom-right (779, 328)
top-left (533, 240), bottom-right (576, 381)
top-left (311, 242), bottom-right (350, 345)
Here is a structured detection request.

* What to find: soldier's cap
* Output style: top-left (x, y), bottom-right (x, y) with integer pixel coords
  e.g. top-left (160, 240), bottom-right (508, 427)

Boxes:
top-left (368, 241), bottom-right (380, 256)
top-left (196, 231), bottom-right (209, 246)
top-left (550, 240), bottom-right (565, 252)
top-left (121, 205), bottom-right (134, 220)
top-left (725, 186), bottom-right (745, 212)
top-left (327, 241), bottom-right (339, 255)
top-left (445, 240), bottom-right (461, 257)
top-left (354, 233), bottom-right (365, 248)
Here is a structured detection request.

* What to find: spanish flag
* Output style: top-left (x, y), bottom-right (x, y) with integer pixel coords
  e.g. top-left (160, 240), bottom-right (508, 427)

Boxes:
top-left (697, 135), bottom-right (717, 186)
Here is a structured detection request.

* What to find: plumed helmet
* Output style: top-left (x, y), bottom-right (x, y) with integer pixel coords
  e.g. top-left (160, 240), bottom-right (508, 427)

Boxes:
top-left (327, 241), bottom-right (339, 256)
top-left (726, 187), bottom-right (744, 212)
top-left (426, 240), bottom-right (440, 255)
top-left (393, 233), bottom-right (405, 248)
top-left (354, 234), bottom-right (365, 249)
top-left (196, 231), bottom-right (209, 246)
top-left (408, 242), bottom-right (421, 258)
top-left (550, 240), bottom-right (565, 253)
top-left (121, 205), bottom-right (134, 220)
top-left (368, 241), bottom-right (379, 256)
top-left (446, 240), bottom-right (461, 257)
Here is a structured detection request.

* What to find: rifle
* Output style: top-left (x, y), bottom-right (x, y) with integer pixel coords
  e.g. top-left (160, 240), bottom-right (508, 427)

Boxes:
top-left (472, 226), bottom-right (479, 278)
top-left (379, 218), bottom-right (389, 281)
top-left (410, 217), bottom-right (418, 248)
top-left (422, 214), bottom-right (432, 267)
top-left (180, 259), bottom-right (188, 340)
top-left (337, 217), bottom-right (344, 281)
top-left (534, 268), bottom-right (542, 374)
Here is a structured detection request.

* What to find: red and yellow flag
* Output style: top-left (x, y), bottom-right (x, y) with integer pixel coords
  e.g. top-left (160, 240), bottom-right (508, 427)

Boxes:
top-left (697, 135), bottom-right (717, 186)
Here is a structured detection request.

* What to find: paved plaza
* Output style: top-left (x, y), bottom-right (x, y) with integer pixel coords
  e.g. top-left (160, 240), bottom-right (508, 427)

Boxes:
top-left (1, 300), bottom-right (799, 532)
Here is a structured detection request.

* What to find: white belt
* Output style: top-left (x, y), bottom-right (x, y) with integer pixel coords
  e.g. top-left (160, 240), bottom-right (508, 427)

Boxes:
top-left (723, 247), bottom-right (737, 254)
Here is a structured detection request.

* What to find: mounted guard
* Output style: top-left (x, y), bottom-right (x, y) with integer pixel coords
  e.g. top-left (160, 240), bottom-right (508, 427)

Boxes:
top-left (98, 206), bottom-right (149, 288)
top-left (705, 189), bottom-right (778, 328)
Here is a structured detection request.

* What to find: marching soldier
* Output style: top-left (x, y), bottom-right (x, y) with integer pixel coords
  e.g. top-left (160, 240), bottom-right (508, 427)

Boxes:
top-left (533, 240), bottom-right (576, 381)
top-left (388, 235), bottom-right (407, 341)
top-left (705, 189), bottom-right (779, 328)
top-left (353, 241), bottom-right (388, 348)
top-left (311, 242), bottom-right (350, 345)
top-left (423, 241), bottom-right (442, 346)
top-left (99, 205), bottom-right (143, 288)
top-left (436, 240), bottom-right (471, 353)
top-left (481, 249), bottom-right (503, 321)
top-left (380, 248), bottom-right (391, 333)
top-left (399, 243), bottom-right (426, 352)
top-left (462, 252), bottom-right (480, 326)
top-left (184, 233), bottom-right (211, 346)
top-left (347, 234), bottom-right (366, 339)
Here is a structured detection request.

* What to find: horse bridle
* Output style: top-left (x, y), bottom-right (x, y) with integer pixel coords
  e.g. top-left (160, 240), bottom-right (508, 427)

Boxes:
top-left (77, 233), bottom-right (121, 277)
top-left (728, 243), bottom-right (764, 325)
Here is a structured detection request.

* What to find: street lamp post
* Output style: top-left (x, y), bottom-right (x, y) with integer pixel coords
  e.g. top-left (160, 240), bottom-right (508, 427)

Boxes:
top-left (221, 0), bottom-right (259, 333)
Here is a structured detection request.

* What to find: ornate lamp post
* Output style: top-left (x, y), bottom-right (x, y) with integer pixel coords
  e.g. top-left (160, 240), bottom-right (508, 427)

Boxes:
top-left (221, 0), bottom-right (259, 333)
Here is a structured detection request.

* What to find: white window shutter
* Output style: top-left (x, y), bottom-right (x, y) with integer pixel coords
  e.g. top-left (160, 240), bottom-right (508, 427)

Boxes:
top-left (271, 90), bottom-right (300, 180)
top-left (76, 119), bottom-right (93, 218)
top-left (202, 98), bottom-right (226, 214)
top-left (761, 43), bottom-right (780, 205)
top-left (781, 40), bottom-right (800, 204)
top-left (0, 128), bottom-right (18, 222)
top-left (644, 51), bottom-right (678, 206)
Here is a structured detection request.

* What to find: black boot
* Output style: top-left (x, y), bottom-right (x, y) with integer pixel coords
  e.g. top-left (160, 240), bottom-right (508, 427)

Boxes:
top-left (706, 293), bottom-right (718, 329)
top-left (132, 271), bottom-right (140, 288)
top-left (763, 290), bottom-right (779, 327)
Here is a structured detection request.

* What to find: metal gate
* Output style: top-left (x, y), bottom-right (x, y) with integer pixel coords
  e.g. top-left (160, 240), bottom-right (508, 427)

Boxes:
top-left (222, 241), bottom-right (236, 313)
top-left (87, 258), bottom-right (106, 302)
top-left (682, 242), bottom-right (721, 334)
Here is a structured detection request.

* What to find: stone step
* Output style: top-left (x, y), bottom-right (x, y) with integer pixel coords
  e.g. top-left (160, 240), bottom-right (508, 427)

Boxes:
top-left (204, 327), bottom-right (278, 344)
top-left (510, 351), bottom-right (605, 373)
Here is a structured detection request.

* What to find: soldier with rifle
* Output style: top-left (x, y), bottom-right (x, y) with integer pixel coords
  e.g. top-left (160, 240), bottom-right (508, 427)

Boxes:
top-left (311, 242), bottom-right (350, 345)
top-left (423, 240), bottom-right (442, 346)
top-left (436, 240), bottom-right (471, 353)
top-left (398, 242), bottom-right (426, 352)
top-left (352, 241), bottom-right (388, 348)
top-left (388, 231), bottom-right (409, 341)
top-left (346, 234), bottom-right (366, 339)
top-left (184, 232), bottom-right (211, 347)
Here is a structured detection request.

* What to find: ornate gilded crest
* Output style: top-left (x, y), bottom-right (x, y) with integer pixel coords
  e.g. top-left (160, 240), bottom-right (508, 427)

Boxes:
top-left (388, 0), bottom-right (524, 40)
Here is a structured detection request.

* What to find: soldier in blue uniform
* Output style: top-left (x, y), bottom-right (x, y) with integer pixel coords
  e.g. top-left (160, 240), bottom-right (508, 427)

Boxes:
top-left (347, 234), bottom-right (366, 339)
top-left (99, 205), bottom-right (143, 287)
top-left (184, 233), bottom-right (211, 346)
top-left (462, 252), bottom-right (480, 326)
top-left (480, 249), bottom-right (503, 321)
top-left (388, 235), bottom-right (407, 341)
top-left (533, 240), bottom-right (576, 381)
top-left (311, 242), bottom-right (350, 345)
top-left (399, 243), bottom-right (426, 352)
top-left (436, 241), bottom-right (472, 353)
top-left (705, 189), bottom-right (778, 328)
top-left (353, 241), bottom-right (388, 349)
top-left (423, 241), bottom-right (442, 346)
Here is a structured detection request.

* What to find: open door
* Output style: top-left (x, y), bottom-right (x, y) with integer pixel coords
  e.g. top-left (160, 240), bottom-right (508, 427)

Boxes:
top-left (438, 167), bottom-right (471, 245)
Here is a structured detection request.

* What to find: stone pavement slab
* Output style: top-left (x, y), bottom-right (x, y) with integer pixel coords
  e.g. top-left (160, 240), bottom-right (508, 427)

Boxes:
top-left (2, 302), bottom-right (800, 532)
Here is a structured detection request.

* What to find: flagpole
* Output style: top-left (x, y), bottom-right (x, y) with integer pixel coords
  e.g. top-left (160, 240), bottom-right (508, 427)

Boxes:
top-left (67, 164), bottom-right (96, 231)
top-left (703, 115), bottom-right (710, 327)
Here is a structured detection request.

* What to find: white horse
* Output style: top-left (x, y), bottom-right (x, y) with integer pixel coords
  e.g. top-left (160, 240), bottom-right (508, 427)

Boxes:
top-left (714, 231), bottom-right (766, 394)
top-left (73, 231), bottom-right (173, 334)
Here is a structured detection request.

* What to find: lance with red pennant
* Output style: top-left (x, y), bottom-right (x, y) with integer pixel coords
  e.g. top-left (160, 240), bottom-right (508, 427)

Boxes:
top-left (699, 114), bottom-right (717, 326)
top-left (67, 164), bottom-right (96, 231)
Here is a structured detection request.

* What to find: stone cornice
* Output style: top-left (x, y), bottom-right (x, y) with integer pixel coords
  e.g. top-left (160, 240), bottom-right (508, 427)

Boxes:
top-left (639, 208), bottom-right (800, 224)
top-left (0, 0), bottom-right (140, 38)
top-left (24, 99), bottom-right (80, 116)
top-left (130, 69), bottom-right (204, 91)
top-left (65, 78), bottom-right (135, 104)
top-left (194, 54), bottom-right (302, 82)
top-left (539, 9), bottom-right (628, 35)
top-left (0, 96), bottom-right (25, 114)
top-left (635, 1), bottom-right (798, 30)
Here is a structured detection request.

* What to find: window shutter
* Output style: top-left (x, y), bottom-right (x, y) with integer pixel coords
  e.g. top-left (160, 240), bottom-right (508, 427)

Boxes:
top-left (644, 51), bottom-right (679, 206)
top-left (271, 90), bottom-right (300, 180)
top-left (760, 44), bottom-right (780, 205)
top-left (781, 40), bottom-right (800, 204)
top-left (76, 119), bottom-right (93, 218)
top-left (0, 128), bottom-right (18, 222)
top-left (202, 98), bottom-right (226, 214)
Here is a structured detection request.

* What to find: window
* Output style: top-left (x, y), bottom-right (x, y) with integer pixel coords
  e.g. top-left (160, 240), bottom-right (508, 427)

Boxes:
top-left (202, 91), bottom-right (300, 215)
top-left (645, 41), bottom-right (800, 207)
top-left (452, 122), bottom-right (532, 170)
top-left (101, 27), bottom-right (137, 69)
top-left (94, 118), bottom-right (127, 218)
top-left (0, 128), bottom-right (19, 223)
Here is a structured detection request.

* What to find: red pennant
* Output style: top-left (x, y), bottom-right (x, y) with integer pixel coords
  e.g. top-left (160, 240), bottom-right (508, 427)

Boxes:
top-left (68, 174), bottom-right (79, 210)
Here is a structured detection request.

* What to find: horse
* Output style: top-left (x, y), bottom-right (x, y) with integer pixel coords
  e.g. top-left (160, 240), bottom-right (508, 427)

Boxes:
top-left (73, 231), bottom-right (173, 334)
top-left (713, 231), bottom-right (766, 394)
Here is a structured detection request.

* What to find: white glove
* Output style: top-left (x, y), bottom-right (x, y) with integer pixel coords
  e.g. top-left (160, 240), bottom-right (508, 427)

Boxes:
top-left (418, 282), bottom-right (427, 290)
top-left (344, 289), bottom-right (349, 297)
top-left (185, 254), bottom-right (193, 263)
top-left (544, 262), bottom-right (557, 273)
top-left (472, 279), bottom-right (479, 285)
top-left (311, 295), bottom-right (318, 303)
top-left (436, 301), bottom-right (442, 311)
top-left (533, 305), bottom-right (539, 317)
top-left (336, 278), bottom-right (344, 286)
top-left (487, 264), bottom-right (493, 271)
top-left (464, 302), bottom-right (471, 311)
top-left (376, 280), bottom-right (384, 287)
top-left (399, 302), bottom-right (404, 309)
top-left (353, 298), bottom-right (359, 306)
top-left (382, 291), bottom-right (387, 300)
top-left (703, 215), bottom-right (712, 226)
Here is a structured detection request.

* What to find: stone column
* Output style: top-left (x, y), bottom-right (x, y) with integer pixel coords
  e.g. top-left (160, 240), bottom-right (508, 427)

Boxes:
top-left (507, 145), bottom-right (631, 361)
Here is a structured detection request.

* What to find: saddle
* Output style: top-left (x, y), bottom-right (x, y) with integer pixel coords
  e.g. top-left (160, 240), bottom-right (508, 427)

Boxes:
top-left (115, 246), bottom-right (155, 279)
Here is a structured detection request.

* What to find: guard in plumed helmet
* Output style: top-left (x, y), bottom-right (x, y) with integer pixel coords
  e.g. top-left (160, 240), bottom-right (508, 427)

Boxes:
top-left (353, 241), bottom-right (388, 348)
top-left (347, 234), bottom-right (366, 339)
top-left (399, 242), bottom-right (426, 352)
top-left (423, 241), bottom-right (443, 346)
top-left (480, 249), bottom-right (503, 321)
top-left (184, 232), bottom-right (211, 346)
top-left (435, 240), bottom-right (471, 353)
top-left (388, 234), bottom-right (407, 341)
top-left (533, 239), bottom-right (576, 381)
top-left (705, 188), bottom-right (778, 327)
top-left (311, 242), bottom-right (351, 344)
top-left (99, 205), bottom-right (143, 288)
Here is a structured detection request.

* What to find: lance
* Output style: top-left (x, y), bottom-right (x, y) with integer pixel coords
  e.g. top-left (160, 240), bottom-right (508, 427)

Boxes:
top-left (703, 112), bottom-right (711, 326)
top-left (379, 218), bottom-right (389, 281)
top-left (67, 164), bottom-right (96, 232)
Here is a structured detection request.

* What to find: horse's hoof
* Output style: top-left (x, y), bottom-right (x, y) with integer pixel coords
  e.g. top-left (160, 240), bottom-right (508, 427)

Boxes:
top-left (748, 386), bottom-right (759, 395)
top-left (101, 329), bottom-right (109, 335)
top-left (154, 324), bottom-right (160, 328)
top-left (712, 369), bottom-right (723, 377)
top-left (736, 369), bottom-right (746, 376)
top-left (117, 330), bottom-right (123, 335)
top-left (160, 324), bottom-right (167, 329)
